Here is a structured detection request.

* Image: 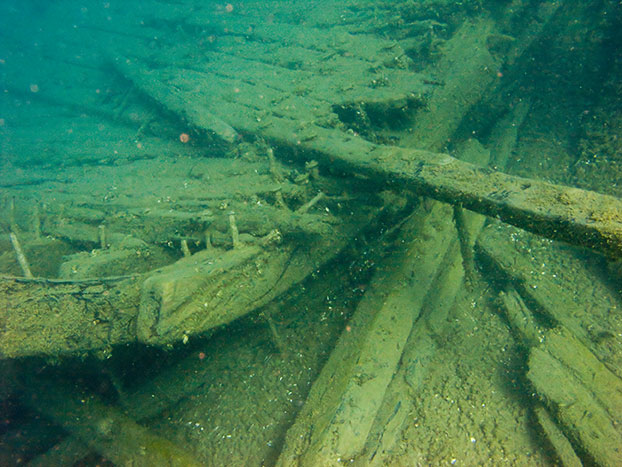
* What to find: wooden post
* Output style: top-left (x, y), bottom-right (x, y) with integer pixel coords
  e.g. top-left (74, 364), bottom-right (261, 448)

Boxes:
top-left (9, 232), bottom-right (33, 278)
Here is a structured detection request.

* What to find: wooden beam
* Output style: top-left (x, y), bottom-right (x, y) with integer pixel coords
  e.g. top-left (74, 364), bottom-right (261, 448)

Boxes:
top-left (112, 57), bottom-right (622, 257)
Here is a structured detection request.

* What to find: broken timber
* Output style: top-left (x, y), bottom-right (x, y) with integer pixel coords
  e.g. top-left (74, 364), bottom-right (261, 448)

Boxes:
top-left (478, 223), bottom-right (622, 465)
top-left (112, 57), bottom-right (622, 258)
top-left (0, 199), bottom-right (376, 358)
top-left (20, 373), bottom-right (204, 467)
top-left (277, 98), bottom-right (526, 465)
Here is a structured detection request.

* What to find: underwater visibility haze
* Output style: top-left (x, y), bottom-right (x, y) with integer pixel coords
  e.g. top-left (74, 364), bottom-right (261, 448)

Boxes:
top-left (1, 0), bottom-right (622, 465)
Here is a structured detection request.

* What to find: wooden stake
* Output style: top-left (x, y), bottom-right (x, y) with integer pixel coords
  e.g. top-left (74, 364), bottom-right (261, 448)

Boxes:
top-left (98, 224), bottom-right (107, 249)
top-left (229, 212), bottom-right (241, 249)
top-left (453, 204), bottom-right (476, 287)
top-left (180, 239), bottom-right (191, 257)
top-left (297, 192), bottom-right (324, 215)
top-left (9, 197), bottom-right (16, 231)
top-left (267, 147), bottom-right (283, 182)
top-left (9, 232), bottom-right (34, 278)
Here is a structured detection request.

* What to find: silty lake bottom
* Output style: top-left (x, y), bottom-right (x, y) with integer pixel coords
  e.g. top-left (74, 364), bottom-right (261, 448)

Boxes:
top-left (1, 0), bottom-right (621, 465)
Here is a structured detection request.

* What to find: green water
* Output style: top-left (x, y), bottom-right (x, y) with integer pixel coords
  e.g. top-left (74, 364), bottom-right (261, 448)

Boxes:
top-left (1, 0), bottom-right (621, 465)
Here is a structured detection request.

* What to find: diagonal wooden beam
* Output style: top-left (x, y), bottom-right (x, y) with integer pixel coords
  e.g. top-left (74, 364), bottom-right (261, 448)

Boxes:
top-left (111, 57), bottom-right (622, 258)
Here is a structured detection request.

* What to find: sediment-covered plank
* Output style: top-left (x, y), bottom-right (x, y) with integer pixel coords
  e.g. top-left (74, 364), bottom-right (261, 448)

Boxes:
top-left (113, 57), bottom-right (622, 258)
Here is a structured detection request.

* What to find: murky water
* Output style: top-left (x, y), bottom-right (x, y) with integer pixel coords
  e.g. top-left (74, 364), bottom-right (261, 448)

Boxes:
top-left (1, 1), bottom-right (621, 465)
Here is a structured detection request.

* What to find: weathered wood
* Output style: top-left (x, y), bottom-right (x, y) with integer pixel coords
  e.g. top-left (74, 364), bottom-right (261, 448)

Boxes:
top-left (354, 123), bottom-right (522, 464)
top-left (29, 342), bottom-right (226, 465)
top-left (495, 281), bottom-right (622, 466)
top-left (1, 129), bottom-right (388, 358)
top-left (401, 17), bottom-right (502, 151)
top-left (0, 240), bottom-right (340, 356)
top-left (278, 203), bottom-right (457, 465)
top-left (477, 223), bottom-right (621, 358)
top-left (137, 205), bottom-right (371, 346)
top-left (499, 287), bottom-right (614, 466)
top-left (107, 0), bottom-right (622, 258)
top-left (20, 376), bottom-right (203, 467)
top-left (43, 202), bottom-right (336, 252)
top-left (0, 200), bottom-right (377, 356)
top-left (540, 329), bottom-right (622, 420)
top-left (498, 289), bottom-right (545, 347)
top-left (112, 56), bottom-right (622, 258)
top-left (138, 246), bottom-right (262, 343)
top-left (186, 14), bottom-right (414, 68)
top-left (9, 232), bottom-right (33, 278)
top-left (402, 1), bottom-right (560, 151)
top-left (58, 238), bottom-right (170, 279)
top-left (528, 329), bottom-right (622, 467)
top-left (278, 120), bottom-right (502, 466)
top-left (0, 276), bottom-right (141, 358)
top-left (533, 405), bottom-right (582, 467)
top-left (481, 219), bottom-right (622, 465)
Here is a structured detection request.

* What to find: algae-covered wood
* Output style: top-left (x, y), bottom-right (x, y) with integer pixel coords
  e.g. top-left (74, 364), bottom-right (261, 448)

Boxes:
top-left (479, 221), bottom-right (622, 465)
top-left (529, 330), bottom-right (622, 466)
top-left (2, 0), bottom-right (622, 464)
top-left (111, 33), bottom-right (622, 258)
top-left (21, 374), bottom-right (205, 467)
top-left (0, 275), bottom-right (140, 358)
top-left (0, 152), bottom-right (382, 357)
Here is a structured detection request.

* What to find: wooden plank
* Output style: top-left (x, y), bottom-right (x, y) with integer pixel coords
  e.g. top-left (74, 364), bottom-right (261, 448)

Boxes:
top-left (184, 14), bottom-right (413, 67)
top-left (113, 57), bottom-right (622, 258)
top-left (122, 40), bottom-right (426, 119)
top-left (490, 262), bottom-right (622, 464)
top-left (279, 76), bottom-right (527, 467)
top-left (200, 50), bottom-right (426, 106)
top-left (0, 275), bottom-right (141, 358)
top-left (401, 0), bottom-right (561, 150)
top-left (534, 406), bottom-right (582, 467)
top-left (529, 329), bottom-right (622, 466)
top-left (478, 222), bottom-right (622, 367)
top-left (21, 375), bottom-right (204, 467)
top-left (278, 203), bottom-right (459, 465)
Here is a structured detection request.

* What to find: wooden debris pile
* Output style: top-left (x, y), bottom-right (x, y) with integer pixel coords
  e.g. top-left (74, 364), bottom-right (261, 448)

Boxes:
top-left (1, 0), bottom-right (621, 465)
top-left (0, 151), bottom-right (390, 357)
